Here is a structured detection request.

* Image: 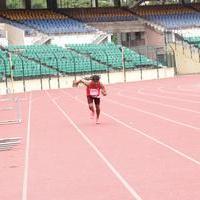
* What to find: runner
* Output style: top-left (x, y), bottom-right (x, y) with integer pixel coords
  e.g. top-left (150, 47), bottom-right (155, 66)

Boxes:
top-left (73, 75), bottom-right (107, 124)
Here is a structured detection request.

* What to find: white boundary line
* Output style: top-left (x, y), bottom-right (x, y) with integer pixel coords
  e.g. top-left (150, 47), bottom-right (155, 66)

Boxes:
top-left (46, 90), bottom-right (143, 200)
top-left (60, 90), bottom-right (200, 166)
top-left (137, 89), bottom-right (200, 104)
top-left (22, 93), bottom-right (32, 200)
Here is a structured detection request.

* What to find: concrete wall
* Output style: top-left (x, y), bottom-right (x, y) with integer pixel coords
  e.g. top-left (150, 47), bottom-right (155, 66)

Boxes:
top-left (24, 35), bottom-right (41, 45)
top-left (89, 21), bottom-right (145, 33)
top-left (51, 33), bottom-right (99, 46)
top-left (0, 23), bottom-right (8, 46)
top-left (0, 67), bottom-right (174, 94)
top-left (170, 43), bottom-right (200, 74)
top-left (5, 24), bottom-right (25, 45)
top-left (145, 26), bottom-right (165, 46)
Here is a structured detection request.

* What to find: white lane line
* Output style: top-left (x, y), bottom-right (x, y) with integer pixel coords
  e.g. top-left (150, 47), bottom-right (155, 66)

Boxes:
top-left (117, 91), bottom-right (200, 115)
top-left (46, 90), bottom-right (143, 200)
top-left (177, 85), bottom-right (200, 92)
top-left (106, 97), bottom-right (200, 131)
top-left (137, 88), bottom-right (200, 104)
top-left (157, 87), bottom-right (200, 97)
top-left (22, 93), bottom-right (32, 200)
top-left (102, 111), bottom-right (200, 166)
top-left (61, 90), bottom-right (200, 166)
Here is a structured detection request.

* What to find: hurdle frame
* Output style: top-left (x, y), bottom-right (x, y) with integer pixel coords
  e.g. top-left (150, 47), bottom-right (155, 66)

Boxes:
top-left (0, 96), bottom-right (22, 125)
top-left (0, 137), bottom-right (21, 151)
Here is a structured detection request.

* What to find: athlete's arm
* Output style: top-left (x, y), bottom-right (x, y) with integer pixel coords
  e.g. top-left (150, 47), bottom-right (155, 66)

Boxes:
top-left (100, 83), bottom-right (107, 96)
top-left (74, 79), bottom-right (90, 87)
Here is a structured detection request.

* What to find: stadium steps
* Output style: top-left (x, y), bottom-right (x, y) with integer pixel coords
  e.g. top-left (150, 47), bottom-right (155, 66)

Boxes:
top-left (33, 35), bottom-right (52, 45)
top-left (92, 32), bottom-right (109, 44)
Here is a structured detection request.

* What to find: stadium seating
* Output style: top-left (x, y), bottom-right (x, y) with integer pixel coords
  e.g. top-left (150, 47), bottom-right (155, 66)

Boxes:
top-left (0, 16), bottom-right (36, 36)
top-left (0, 48), bottom-right (57, 78)
top-left (0, 45), bottom-right (108, 78)
top-left (135, 4), bottom-right (194, 16)
top-left (0, 43), bottom-right (161, 79)
top-left (0, 10), bottom-right (66, 20)
top-left (184, 36), bottom-right (200, 48)
top-left (20, 19), bottom-right (96, 34)
top-left (68, 43), bottom-right (160, 68)
top-left (0, 10), bottom-right (96, 34)
top-left (146, 13), bottom-right (200, 29)
top-left (191, 3), bottom-right (200, 11)
top-left (59, 7), bottom-right (138, 22)
top-left (134, 4), bottom-right (200, 29)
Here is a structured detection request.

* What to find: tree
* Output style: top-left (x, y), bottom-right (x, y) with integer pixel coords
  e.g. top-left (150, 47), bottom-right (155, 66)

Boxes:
top-left (31, 0), bottom-right (47, 8)
top-left (7, 0), bottom-right (25, 9)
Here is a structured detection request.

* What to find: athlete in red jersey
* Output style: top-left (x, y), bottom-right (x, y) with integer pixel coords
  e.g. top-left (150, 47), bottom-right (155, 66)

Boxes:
top-left (73, 75), bottom-right (107, 124)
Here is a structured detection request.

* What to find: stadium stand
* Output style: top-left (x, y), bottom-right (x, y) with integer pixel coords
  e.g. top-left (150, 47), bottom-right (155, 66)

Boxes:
top-left (172, 27), bottom-right (200, 49)
top-left (0, 43), bottom-right (162, 79)
top-left (184, 36), bottom-right (200, 48)
top-left (0, 16), bottom-right (36, 36)
top-left (0, 10), bottom-right (97, 35)
top-left (0, 10), bottom-right (66, 20)
top-left (191, 2), bottom-right (200, 11)
top-left (59, 7), bottom-right (138, 22)
top-left (134, 4), bottom-right (200, 29)
top-left (0, 47), bottom-right (57, 78)
top-left (0, 44), bottom-right (108, 78)
top-left (68, 43), bottom-right (160, 68)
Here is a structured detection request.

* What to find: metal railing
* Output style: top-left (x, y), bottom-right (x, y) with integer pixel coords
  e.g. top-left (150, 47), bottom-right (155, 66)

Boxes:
top-left (0, 45), bottom-right (175, 93)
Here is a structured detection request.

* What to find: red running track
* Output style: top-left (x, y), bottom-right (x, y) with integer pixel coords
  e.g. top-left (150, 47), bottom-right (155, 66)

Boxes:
top-left (0, 75), bottom-right (200, 200)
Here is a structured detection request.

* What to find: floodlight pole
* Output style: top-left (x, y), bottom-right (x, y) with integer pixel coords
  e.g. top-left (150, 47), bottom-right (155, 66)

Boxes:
top-left (7, 52), bottom-right (14, 93)
top-left (121, 46), bottom-right (126, 83)
top-left (52, 52), bottom-right (60, 88)
top-left (18, 56), bottom-right (26, 92)
top-left (35, 52), bottom-right (43, 90)
top-left (0, 56), bottom-right (8, 89)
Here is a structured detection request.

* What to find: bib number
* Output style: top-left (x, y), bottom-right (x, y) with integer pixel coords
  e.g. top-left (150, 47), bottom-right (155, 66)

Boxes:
top-left (90, 89), bottom-right (99, 96)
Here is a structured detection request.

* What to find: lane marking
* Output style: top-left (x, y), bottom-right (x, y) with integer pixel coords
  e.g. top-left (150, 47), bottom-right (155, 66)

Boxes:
top-left (177, 85), bottom-right (200, 92)
top-left (106, 98), bottom-right (200, 131)
top-left (118, 91), bottom-right (200, 115)
top-left (157, 87), bottom-right (200, 97)
top-left (61, 90), bottom-right (200, 166)
top-left (46, 90), bottom-right (143, 200)
top-left (137, 88), bottom-right (200, 104)
top-left (22, 93), bottom-right (32, 200)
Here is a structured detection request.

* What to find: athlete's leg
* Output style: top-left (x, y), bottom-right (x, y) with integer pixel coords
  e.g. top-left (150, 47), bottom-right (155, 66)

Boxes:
top-left (87, 96), bottom-right (95, 118)
top-left (94, 98), bottom-right (100, 124)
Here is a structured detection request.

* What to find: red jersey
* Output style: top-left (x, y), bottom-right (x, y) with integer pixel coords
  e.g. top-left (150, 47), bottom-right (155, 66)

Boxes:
top-left (86, 81), bottom-right (101, 97)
